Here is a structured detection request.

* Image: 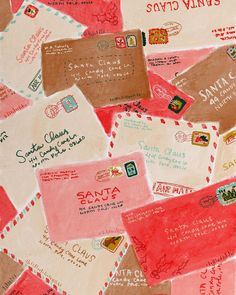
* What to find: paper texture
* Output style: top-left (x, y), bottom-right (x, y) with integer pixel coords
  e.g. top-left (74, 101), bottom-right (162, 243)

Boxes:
top-left (0, 86), bottom-right (107, 209)
top-left (172, 259), bottom-right (236, 295)
top-left (122, 178), bottom-right (236, 286)
top-left (0, 0), bottom-right (85, 100)
top-left (173, 45), bottom-right (236, 134)
top-left (0, 252), bottom-right (23, 294)
top-left (96, 71), bottom-right (193, 135)
top-left (105, 245), bottom-right (171, 295)
top-left (37, 152), bottom-right (152, 241)
top-left (108, 112), bottom-right (219, 199)
top-left (213, 128), bottom-right (236, 182)
top-left (41, 30), bottom-right (150, 107)
top-left (146, 48), bottom-right (214, 81)
top-left (121, 0), bottom-right (236, 53)
top-left (0, 196), bottom-right (129, 295)
top-left (0, 0), bottom-right (13, 32)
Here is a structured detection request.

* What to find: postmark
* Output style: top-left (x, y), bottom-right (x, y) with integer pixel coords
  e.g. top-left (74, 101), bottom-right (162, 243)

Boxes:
top-left (97, 40), bottom-right (110, 51)
top-left (223, 130), bottom-right (236, 145)
top-left (216, 182), bottom-right (236, 206)
top-left (149, 28), bottom-right (168, 45)
top-left (175, 131), bottom-right (191, 143)
top-left (24, 5), bottom-right (39, 18)
top-left (226, 46), bottom-right (236, 61)
top-left (168, 96), bottom-right (186, 113)
top-left (91, 239), bottom-right (102, 251)
top-left (44, 96), bottom-right (78, 119)
top-left (124, 161), bottom-right (138, 178)
top-left (95, 169), bottom-right (111, 182)
top-left (162, 21), bottom-right (182, 37)
top-left (192, 131), bottom-right (210, 147)
top-left (126, 35), bottom-right (137, 48)
top-left (115, 36), bottom-right (126, 49)
top-left (199, 195), bottom-right (218, 208)
top-left (101, 236), bottom-right (124, 253)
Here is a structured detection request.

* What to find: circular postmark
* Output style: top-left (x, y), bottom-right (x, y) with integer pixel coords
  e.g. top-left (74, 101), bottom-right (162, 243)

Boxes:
top-left (91, 239), bottom-right (102, 251)
top-left (175, 131), bottom-right (188, 143)
top-left (95, 169), bottom-right (111, 182)
top-left (97, 40), bottom-right (110, 51)
top-left (199, 195), bottom-right (218, 208)
top-left (44, 104), bottom-right (60, 119)
top-left (162, 21), bottom-right (182, 37)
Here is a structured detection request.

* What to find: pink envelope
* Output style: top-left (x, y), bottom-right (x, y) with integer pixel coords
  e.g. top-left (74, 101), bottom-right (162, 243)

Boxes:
top-left (96, 71), bottom-right (194, 135)
top-left (146, 48), bottom-right (214, 81)
top-left (172, 259), bottom-right (236, 295)
top-left (11, 0), bottom-right (122, 36)
top-left (37, 152), bottom-right (152, 241)
top-left (122, 178), bottom-right (236, 286)
top-left (5, 270), bottom-right (61, 295)
top-left (0, 83), bottom-right (31, 120)
top-left (0, 186), bottom-right (17, 232)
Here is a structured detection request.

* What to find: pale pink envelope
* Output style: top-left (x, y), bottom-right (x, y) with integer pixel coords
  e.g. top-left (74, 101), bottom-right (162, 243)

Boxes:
top-left (146, 48), bottom-right (214, 81)
top-left (122, 177), bottom-right (236, 286)
top-left (0, 83), bottom-right (31, 120)
top-left (37, 152), bottom-right (152, 242)
top-left (172, 259), bottom-right (236, 295)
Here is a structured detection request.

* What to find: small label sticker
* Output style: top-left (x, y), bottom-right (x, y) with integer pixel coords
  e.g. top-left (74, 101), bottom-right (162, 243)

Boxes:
top-left (227, 47), bottom-right (236, 61)
top-left (28, 70), bottom-right (42, 92)
top-left (149, 28), bottom-right (168, 45)
top-left (24, 5), bottom-right (39, 18)
top-left (126, 35), bottom-right (137, 47)
top-left (101, 236), bottom-right (124, 253)
top-left (109, 166), bottom-right (124, 178)
top-left (124, 161), bottom-right (138, 178)
top-left (115, 36), bottom-right (126, 48)
top-left (223, 130), bottom-right (236, 145)
top-left (168, 96), bottom-right (186, 113)
top-left (192, 131), bottom-right (210, 147)
top-left (61, 95), bottom-right (78, 113)
top-left (216, 182), bottom-right (236, 206)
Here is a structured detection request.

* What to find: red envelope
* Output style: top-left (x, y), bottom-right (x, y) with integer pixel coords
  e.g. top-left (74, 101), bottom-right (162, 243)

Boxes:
top-left (37, 152), bottom-right (152, 241)
top-left (11, 0), bottom-right (122, 36)
top-left (5, 270), bottom-right (60, 295)
top-left (122, 178), bottom-right (236, 286)
top-left (0, 186), bottom-right (17, 231)
top-left (96, 71), bottom-right (194, 135)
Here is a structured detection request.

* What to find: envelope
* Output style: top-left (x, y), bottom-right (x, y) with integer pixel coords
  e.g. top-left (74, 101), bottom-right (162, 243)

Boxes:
top-left (0, 0), bottom-right (13, 32)
top-left (0, 252), bottom-right (23, 294)
top-left (96, 71), bottom-right (193, 135)
top-left (172, 259), bottom-right (236, 295)
top-left (11, 0), bottom-right (122, 37)
top-left (0, 0), bottom-right (85, 101)
top-left (122, 177), bottom-right (236, 286)
top-left (0, 83), bottom-right (31, 120)
top-left (146, 48), bottom-right (214, 81)
top-left (0, 195), bottom-right (129, 295)
top-left (213, 127), bottom-right (236, 182)
top-left (121, 0), bottom-right (235, 53)
top-left (5, 270), bottom-right (61, 295)
top-left (41, 29), bottom-right (151, 107)
top-left (0, 186), bottom-right (17, 232)
top-left (37, 152), bottom-right (152, 241)
top-left (173, 45), bottom-right (236, 134)
top-left (105, 245), bottom-right (171, 295)
top-left (108, 112), bottom-right (219, 199)
top-left (0, 86), bottom-right (107, 209)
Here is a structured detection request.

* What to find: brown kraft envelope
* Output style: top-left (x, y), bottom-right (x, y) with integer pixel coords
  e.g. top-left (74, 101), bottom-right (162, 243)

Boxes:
top-left (173, 44), bottom-right (236, 134)
top-left (41, 30), bottom-right (151, 107)
top-left (0, 252), bottom-right (23, 294)
top-left (0, 0), bottom-right (13, 32)
top-left (105, 245), bottom-right (171, 295)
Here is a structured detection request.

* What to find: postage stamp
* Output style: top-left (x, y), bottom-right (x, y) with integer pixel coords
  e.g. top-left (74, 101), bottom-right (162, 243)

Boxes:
top-left (216, 182), bottom-right (236, 206)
